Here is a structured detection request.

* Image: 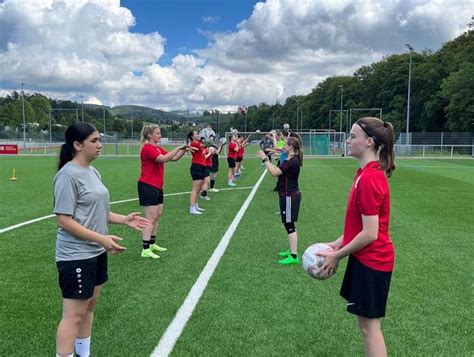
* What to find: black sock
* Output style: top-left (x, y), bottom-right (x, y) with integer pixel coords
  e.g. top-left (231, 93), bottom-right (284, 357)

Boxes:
top-left (291, 253), bottom-right (297, 259)
top-left (150, 235), bottom-right (156, 245)
top-left (201, 190), bottom-right (207, 197)
top-left (143, 240), bottom-right (150, 249)
top-left (210, 179), bottom-right (215, 188)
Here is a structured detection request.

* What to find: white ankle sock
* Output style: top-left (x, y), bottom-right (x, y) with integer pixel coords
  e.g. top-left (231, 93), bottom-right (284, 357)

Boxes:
top-left (75, 336), bottom-right (91, 357)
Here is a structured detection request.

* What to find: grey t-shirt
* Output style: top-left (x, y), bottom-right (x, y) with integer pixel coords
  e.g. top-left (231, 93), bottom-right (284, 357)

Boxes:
top-left (53, 162), bottom-right (110, 261)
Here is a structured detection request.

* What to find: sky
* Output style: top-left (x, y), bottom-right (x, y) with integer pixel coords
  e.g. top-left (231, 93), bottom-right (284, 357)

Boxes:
top-left (0, 0), bottom-right (472, 112)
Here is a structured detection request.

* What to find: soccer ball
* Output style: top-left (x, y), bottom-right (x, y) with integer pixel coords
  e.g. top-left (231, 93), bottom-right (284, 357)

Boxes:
top-left (219, 137), bottom-right (227, 144)
top-left (256, 129), bottom-right (261, 134)
top-left (302, 243), bottom-right (336, 280)
top-left (283, 123), bottom-right (290, 129)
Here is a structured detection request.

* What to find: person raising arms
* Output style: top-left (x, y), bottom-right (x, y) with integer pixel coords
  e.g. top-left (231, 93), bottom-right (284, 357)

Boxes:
top-left (187, 130), bottom-right (208, 214)
top-left (54, 123), bottom-right (149, 357)
top-left (317, 117), bottom-right (396, 357)
top-left (257, 136), bottom-right (303, 265)
top-left (138, 125), bottom-right (192, 259)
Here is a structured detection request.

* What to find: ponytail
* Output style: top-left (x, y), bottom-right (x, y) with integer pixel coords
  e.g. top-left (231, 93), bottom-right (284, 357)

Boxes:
top-left (355, 117), bottom-right (396, 177)
top-left (187, 131), bottom-right (195, 144)
top-left (57, 122), bottom-right (97, 171)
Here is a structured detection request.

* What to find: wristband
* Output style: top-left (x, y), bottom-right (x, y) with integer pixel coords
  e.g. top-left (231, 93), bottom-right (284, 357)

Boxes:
top-left (262, 158), bottom-right (269, 163)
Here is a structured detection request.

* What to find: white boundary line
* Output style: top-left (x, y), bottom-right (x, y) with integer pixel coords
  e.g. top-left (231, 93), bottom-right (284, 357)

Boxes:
top-left (0, 186), bottom-right (254, 234)
top-left (150, 170), bottom-right (267, 357)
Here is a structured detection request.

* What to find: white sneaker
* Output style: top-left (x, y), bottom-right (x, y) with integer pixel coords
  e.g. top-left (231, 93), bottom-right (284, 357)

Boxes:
top-left (200, 195), bottom-right (211, 201)
top-left (190, 208), bottom-right (202, 215)
top-left (209, 188), bottom-right (219, 192)
top-left (196, 206), bottom-right (205, 211)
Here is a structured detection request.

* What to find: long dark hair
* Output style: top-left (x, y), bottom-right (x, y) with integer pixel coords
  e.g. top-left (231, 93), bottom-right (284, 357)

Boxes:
top-left (286, 136), bottom-right (303, 167)
top-left (58, 122), bottom-right (97, 171)
top-left (187, 130), bottom-right (197, 144)
top-left (355, 117), bottom-right (395, 177)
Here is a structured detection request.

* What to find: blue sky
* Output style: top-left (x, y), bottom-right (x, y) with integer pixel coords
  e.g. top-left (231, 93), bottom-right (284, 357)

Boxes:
top-left (0, 0), bottom-right (472, 111)
top-left (122, 0), bottom-right (259, 65)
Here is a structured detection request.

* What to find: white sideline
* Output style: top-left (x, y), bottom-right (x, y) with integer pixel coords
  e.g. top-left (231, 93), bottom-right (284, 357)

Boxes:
top-left (150, 170), bottom-right (267, 357)
top-left (0, 186), bottom-right (254, 234)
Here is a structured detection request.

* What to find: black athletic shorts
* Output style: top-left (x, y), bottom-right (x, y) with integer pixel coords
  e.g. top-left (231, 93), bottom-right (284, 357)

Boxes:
top-left (190, 163), bottom-right (206, 180)
top-left (57, 251), bottom-right (108, 300)
top-left (236, 156), bottom-right (243, 163)
top-left (340, 255), bottom-right (392, 318)
top-left (138, 181), bottom-right (164, 206)
top-left (227, 157), bottom-right (236, 168)
top-left (211, 155), bottom-right (219, 173)
top-left (279, 192), bottom-right (301, 223)
top-left (204, 167), bottom-right (211, 177)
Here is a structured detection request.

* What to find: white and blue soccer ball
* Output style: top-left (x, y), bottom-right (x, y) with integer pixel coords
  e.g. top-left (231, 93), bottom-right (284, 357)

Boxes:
top-left (256, 129), bottom-right (261, 134)
top-left (283, 123), bottom-right (290, 130)
top-left (302, 243), bottom-right (336, 280)
top-left (219, 137), bottom-right (227, 144)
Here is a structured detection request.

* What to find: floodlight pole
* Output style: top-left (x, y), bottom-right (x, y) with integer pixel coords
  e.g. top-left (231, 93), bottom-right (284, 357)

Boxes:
top-left (102, 107), bottom-right (106, 137)
top-left (338, 85), bottom-right (343, 133)
top-left (21, 82), bottom-right (26, 148)
top-left (405, 43), bottom-right (414, 146)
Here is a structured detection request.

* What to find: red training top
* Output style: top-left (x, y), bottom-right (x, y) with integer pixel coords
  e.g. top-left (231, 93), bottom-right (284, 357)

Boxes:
top-left (237, 144), bottom-right (244, 158)
top-left (190, 140), bottom-right (207, 166)
top-left (343, 161), bottom-right (394, 272)
top-left (139, 143), bottom-right (168, 189)
top-left (204, 148), bottom-right (213, 167)
top-left (227, 141), bottom-right (238, 159)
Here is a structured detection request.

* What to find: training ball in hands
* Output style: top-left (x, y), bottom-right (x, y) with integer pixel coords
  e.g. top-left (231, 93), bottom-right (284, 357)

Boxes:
top-left (219, 137), bottom-right (227, 144)
top-left (302, 243), bottom-right (336, 280)
top-left (283, 123), bottom-right (290, 129)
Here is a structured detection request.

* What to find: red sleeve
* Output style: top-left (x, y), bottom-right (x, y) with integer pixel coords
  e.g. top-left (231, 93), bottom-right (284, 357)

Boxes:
top-left (157, 146), bottom-right (168, 155)
top-left (141, 144), bottom-right (159, 161)
top-left (356, 174), bottom-right (385, 216)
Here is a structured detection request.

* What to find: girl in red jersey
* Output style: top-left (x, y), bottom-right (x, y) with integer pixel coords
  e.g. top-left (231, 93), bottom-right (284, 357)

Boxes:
top-left (138, 125), bottom-right (191, 259)
top-left (200, 146), bottom-right (214, 201)
top-left (187, 130), bottom-right (208, 214)
top-left (235, 135), bottom-right (250, 177)
top-left (257, 136), bottom-right (303, 265)
top-left (318, 117), bottom-right (396, 357)
top-left (226, 135), bottom-right (239, 187)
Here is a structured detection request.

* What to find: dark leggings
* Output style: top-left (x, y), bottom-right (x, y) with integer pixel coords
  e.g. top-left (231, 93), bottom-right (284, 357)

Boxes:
top-left (283, 222), bottom-right (296, 234)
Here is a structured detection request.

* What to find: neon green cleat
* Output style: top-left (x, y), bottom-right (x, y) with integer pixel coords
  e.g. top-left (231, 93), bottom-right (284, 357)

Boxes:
top-left (150, 244), bottom-right (167, 253)
top-left (278, 249), bottom-right (291, 257)
top-left (278, 255), bottom-right (300, 265)
top-left (141, 248), bottom-right (160, 259)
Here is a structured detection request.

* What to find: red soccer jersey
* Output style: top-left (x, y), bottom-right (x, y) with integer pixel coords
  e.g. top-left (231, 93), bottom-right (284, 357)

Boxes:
top-left (190, 140), bottom-right (207, 166)
top-left (227, 142), bottom-right (238, 159)
top-left (237, 145), bottom-right (244, 157)
top-left (343, 161), bottom-right (394, 272)
top-left (204, 148), bottom-right (213, 167)
top-left (139, 144), bottom-right (168, 189)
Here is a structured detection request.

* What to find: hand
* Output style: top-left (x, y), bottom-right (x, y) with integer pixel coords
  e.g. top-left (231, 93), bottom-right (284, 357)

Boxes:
top-left (317, 249), bottom-right (340, 278)
top-left (124, 212), bottom-right (150, 230)
top-left (102, 235), bottom-right (127, 254)
top-left (256, 150), bottom-right (266, 160)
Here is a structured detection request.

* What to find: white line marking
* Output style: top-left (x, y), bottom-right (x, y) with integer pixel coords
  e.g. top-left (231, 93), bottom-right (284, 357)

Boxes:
top-left (150, 170), bottom-right (267, 357)
top-left (0, 186), bottom-right (254, 234)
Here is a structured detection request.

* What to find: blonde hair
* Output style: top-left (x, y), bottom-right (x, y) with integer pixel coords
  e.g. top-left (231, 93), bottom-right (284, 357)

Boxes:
top-left (140, 125), bottom-right (160, 144)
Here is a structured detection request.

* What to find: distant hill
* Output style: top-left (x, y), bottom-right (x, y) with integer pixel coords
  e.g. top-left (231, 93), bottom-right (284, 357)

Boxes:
top-left (110, 105), bottom-right (186, 123)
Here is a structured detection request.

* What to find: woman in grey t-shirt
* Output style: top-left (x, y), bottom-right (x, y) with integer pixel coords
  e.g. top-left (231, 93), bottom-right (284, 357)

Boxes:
top-left (54, 123), bottom-right (149, 357)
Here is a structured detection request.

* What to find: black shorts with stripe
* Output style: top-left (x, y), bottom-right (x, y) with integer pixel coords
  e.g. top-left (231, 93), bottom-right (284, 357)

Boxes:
top-left (279, 192), bottom-right (301, 223)
top-left (211, 155), bottom-right (219, 173)
top-left (340, 255), bottom-right (392, 318)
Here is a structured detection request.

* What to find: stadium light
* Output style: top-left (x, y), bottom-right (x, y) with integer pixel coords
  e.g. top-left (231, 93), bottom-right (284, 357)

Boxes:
top-left (338, 85), bottom-right (343, 133)
top-left (21, 82), bottom-right (26, 149)
top-left (79, 95), bottom-right (84, 122)
top-left (405, 43), bottom-right (414, 146)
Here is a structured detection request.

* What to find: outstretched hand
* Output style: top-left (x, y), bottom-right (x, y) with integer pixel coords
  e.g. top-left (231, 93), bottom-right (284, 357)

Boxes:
top-left (124, 212), bottom-right (150, 230)
top-left (103, 235), bottom-right (127, 254)
top-left (256, 150), bottom-right (266, 160)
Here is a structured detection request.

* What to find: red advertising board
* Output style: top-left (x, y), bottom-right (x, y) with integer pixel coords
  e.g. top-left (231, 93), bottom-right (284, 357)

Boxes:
top-left (0, 144), bottom-right (19, 155)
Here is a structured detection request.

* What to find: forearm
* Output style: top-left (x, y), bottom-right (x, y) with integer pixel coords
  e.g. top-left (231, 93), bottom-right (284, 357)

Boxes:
top-left (334, 231), bottom-right (376, 259)
top-left (57, 216), bottom-right (106, 245)
top-left (171, 148), bottom-right (186, 161)
top-left (263, 161), bottom-right (282, 177)
top-left (109, 212), bottom-right (126, 224)
top-left (158, 146), bottom-right (184, 162)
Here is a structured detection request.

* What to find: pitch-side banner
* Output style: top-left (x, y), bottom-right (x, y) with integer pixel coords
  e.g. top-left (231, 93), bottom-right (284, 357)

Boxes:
top-left (0, 144), bottom-right (18, 155)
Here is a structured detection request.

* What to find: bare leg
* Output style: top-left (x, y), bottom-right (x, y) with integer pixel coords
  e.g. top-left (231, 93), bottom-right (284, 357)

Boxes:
top-left (141, 205), bottom-right (163, 241)
top-left (357, 316), bottom-right (387, 357)
top-left (190, 180), bottom-right (203, 206)
top-left (288, 231), bottom-right (298, 254)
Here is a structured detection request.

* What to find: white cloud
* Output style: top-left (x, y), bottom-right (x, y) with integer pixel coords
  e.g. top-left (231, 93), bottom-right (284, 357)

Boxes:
top-left (0, 0), bottom-right (472, 111)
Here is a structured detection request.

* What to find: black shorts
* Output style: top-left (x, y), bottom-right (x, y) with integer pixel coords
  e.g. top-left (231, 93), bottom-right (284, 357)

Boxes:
top-left (279, 192), bottom-right (301, 223)
top-left (227, 157), bottom-right (236, 168)
top-left (340, 255), bottom-right (392, 318)
top-left (211, 155), bottom-right (219, 173)
top-left (204, 167), bottom-right (211, 177)
top-left (138, 181), bottom-right (164, 206)
top-left (190, 163), bottom-right (206, 180)
top-left (236, 156), bottom-right (243, 163)
top-left (57, 251), bottom-right (108, 300)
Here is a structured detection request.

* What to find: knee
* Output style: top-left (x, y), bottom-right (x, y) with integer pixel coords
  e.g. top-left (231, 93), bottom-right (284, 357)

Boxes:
top-left (358, 319), bottom-right (380, 338)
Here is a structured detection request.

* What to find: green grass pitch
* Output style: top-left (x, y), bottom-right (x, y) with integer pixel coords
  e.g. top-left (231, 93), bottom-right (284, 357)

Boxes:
top-left (0, 155), bottom-right (472, 356)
